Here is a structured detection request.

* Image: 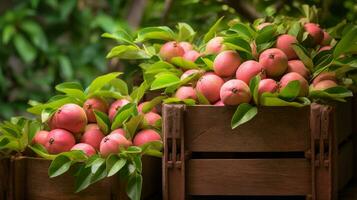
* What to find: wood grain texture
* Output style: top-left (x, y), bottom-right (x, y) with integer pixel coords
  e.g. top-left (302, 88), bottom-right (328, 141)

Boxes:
top-left (333, 100), bottom-right (353, 144)
top-left (183, 105), bottom-right (311, 152)
top-left (338, 141), bottom-right (354, 191)
top-left (0, 158), bottom-right (10, 200)
top-left (187, 159), bottom-right (311, 196)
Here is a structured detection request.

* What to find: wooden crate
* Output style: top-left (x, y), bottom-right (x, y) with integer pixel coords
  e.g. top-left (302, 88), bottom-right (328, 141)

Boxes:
top-left (0, 158), bottom-right (10, 200)
top-left (3, 156), bottom-right (161, 200)
top-left (162, 101), bottom-right (354, 200)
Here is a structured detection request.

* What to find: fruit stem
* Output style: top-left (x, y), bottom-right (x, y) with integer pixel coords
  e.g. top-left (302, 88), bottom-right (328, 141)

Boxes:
top-left (232, 88), bottom-right (239, 94)
top-left (268, 54), bottom-right (275, 59)
top-left (49, 138), bottom-right (55, 145)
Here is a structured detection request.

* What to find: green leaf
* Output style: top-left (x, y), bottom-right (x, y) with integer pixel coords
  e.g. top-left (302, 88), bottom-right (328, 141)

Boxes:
top-left (29, 144), bottom-right (56, 160)
top-left (106, 45), bottom-right (150, 59)
top-left (55, 82), bottom-right (85, 101)
top-left (91, 157), bottom-right (106, 174)
top-left (21, 20), bottom-right (48, 51)
top-left (90, 161), bottom-right (107, 184)
top-left (231, 103), bottom-right (258, 129)
top-left (48, 155), bottom-right (72, 178)
top-left (27, 97), bottom-right (78, 115)
top-left (86, 72), bottom-right (122, 95)
top-left (135, 26), bottom-right (176, 42)
top-left (196, 90), bottom-right (210, 105)
top-left (229, 22), bottom-right (255, 41)
top-left (94, 110), bottom-right (110, 134)
top-left (101, 28), bottom-right (135, 45)
top-left (260, 93), bottom-right (310, 107)
top-left (292, 44), bottom-right (313, 71)
top-left (255, 25), bottom-right (277, 44)
top-left (74, 166), bottom-right (92, 193)
top-left (177, 23), bottom-right (196, 41)
top-left (203, 16), bottom-right (224, 43)
top-left (124, 115), bottom-right (144, 139)
top-left (110, 78), bottom-right (129, 95)
top-left (130, 81), bottom-right (149, 103)
top-left (2, 25), bottom-right (15, 44)
top-left (111, 103), bottom-right (137, 130)
top-left (309, 86), bottom-right (353, 101)
top-left (142, 96), bottom-right (166, 113)
top-left (126, 173), bottom-right (143, 200)
top-left (249, 75), bottom-right (261, 105)
top-left (163, 98), bottom-right (196, 106)
top-left (106, 155), bottom-right (126, 177)
top-left (150, 73), bottom-right (181, 90)
top-left (28, 120), bottom-right (41, 143)
top-left (170, 57), bottom-right (200, 70)
top-left (13, 34), bottom-right (37, 63)
top-left (278, 80), bottom-right (300, 101)
top-left (334, 26), bottom-right (357, 58)
top-left (224, 37), bottom-right (252, 55)
top-left (141, 141), bottom-right (163, 157)
top-left (41, 107), bottom-right (56, 123)
top-left (87, 91), bottom-right (123, 100)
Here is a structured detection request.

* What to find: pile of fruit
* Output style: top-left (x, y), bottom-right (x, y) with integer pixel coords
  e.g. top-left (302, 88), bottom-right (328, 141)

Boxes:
top-left (105, 6), bottom-right (355, 128)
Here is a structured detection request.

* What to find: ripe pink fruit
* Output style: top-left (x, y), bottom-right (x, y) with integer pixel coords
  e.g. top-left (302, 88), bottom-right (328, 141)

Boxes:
top-left (313, 80), bottom-right (338, 90)
top-left (83, 97), bottom-right (108, 123)
top-left (137, 101), bottom-right (158, 113)
top-left (287, 60), bottom-right (310, 79)
top-left (318, 46), bottom-right (332, 53)
top-left (100, 132), bottom-right (132, 157)
top-left (220, 79), bottom-right (251, 105)
top-left (45, 129), bottom-right (75, 154)
top-left (175, 86), bottom-right (197, 100)
top-left (259, 48), bottom-right (288, 77)
top-left (133, 129), bottom-right (161, 146)
top-left (180, 69), bottom-right (200, 80)
top-left (81, 124), bottom-right (105, 150)
top-left (183, 50), bottom-right (200, 62)
top-left (276, 34), bottom-right (298, 60)
top-left (51, 104), bottom-right (87, 134)
top-left (32, 130), bottom-right (49, 146)
top-left (320, 31), bottom-right (332, 46)
top-left (235, 60), bottom-right (266, 84)
top-left (178, 41), bottom-right (193, 53)
top-left (214, 100), bottom-right (224, 106)
top-left (196, 73), bottom-right (224, 103)
top-left (110, 129), bottom-right (126, 137)
top-left (71, 143), bottom-right (96, 157)
top-left (258, 79), bottom-right (279, 95)
top-left (280, 72), bottom-right (309, 97)
top-left (144, 112), bottom-right (162, 126)
top-left (159, 41), bottom-right (185, 61)
top-left (312, 72), bottom-right (336, 86)
top-left (257, 22), bottom-right (272, 30)
top-left (304, 23), bottom-right (323, 45)
top-left (213, 50), bottom-right (241, 77)
top-left (108, 99), bottom-right (130, 121)
top-left (205, 37), bottom-right (224, 54)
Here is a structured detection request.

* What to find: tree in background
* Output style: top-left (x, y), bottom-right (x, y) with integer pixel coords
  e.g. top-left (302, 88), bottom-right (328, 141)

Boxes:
top-left (0, 0), bottom-right (355, 120)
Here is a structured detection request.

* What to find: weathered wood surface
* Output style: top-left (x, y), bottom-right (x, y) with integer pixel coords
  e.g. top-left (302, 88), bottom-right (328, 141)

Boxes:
top-left (0, 158), bottom-right (10, 200)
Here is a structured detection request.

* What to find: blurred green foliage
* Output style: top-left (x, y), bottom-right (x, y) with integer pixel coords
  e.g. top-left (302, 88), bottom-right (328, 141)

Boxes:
top-left (0, 0), bottom-right (355, 120)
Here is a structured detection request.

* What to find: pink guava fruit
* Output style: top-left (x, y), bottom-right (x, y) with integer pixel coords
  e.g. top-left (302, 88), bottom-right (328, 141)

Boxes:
top-left (175, 86), bottom-right (197, 100)
top-left (196, 73), bottom-right (224, 103)
top-left (81, 124), bottom-right (105, 150)
top-left (312, 72), bottom-right (336, 86)
top-left (159, 41), bottom-right (185, 61)
top-left (259, 48), bottom-right (288, 77)
top-left (279, 72), bottom-right (309, 97)
top-left (133, 129), bottom-right (162, 146)
top-left (144, 112), bottom-right (162, 126)
top-left (137, 101), bottom-right (158, 113)
top-left (205, 37), bottom-right (224, 54)
top-left (287, 60), bottom-right (310, 79)
top-left (320, 31), bottom-right (332, 46)
top-left (304, 23), bottom-right (324, 45)
top-left (178, 41), bottom-right (193, 53)
top-left (276, 34), bottom-right (298, 60)
top-left (183, 50), bottom-right (201, 62)
top-left (32, 130), bottom-right (49, 146)
top-left (214, 100), bottom-right (225, 106)
top-left (110, 128), bottom-right (126, 137)
top-left (108, 99), bottom-right (130, 121)
top-left (220, 79), bottom-right (251, 105)
top-left (83, 97), bottom-right (108, 123)
top-left (213, 50), bottom-right (241, 77)
top-left (313, 80), bottom-right (338, 90)
top-left (99, 132), bottom-right (132, 157)
top-left (235, 60), bottom-right (266, 84)
top-left (50, 103), bottom-right (87, 134)
top-left (71, 143), bottom-right (96, 157)
top-left (45, 129), bottom-right (76, 154)
top-left (257, 22), bottom-right (272, 30)
top-left (180, 69), bottom-right (200, 80)
top-left (258, 79), bottom-right (279, 95)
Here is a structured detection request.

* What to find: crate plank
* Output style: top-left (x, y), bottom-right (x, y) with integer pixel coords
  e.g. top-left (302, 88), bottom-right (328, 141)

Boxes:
top-left (334, 100), bottom-right (353, 144)
top-left (187, 159), bottom-right (311, 196)
top-left (184, 106), bottom-right (310, 152)
top-left (338, 141), bottom-right (354, 191)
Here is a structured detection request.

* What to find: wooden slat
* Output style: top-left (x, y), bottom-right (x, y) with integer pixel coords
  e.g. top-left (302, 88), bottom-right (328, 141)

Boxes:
top-left (338, 141), bottom-right (354, 191)
top-left (333, 100), bottom-right (353, 144)
top-left (187, 159), bottom-right (311, 196)
top-left (184, 106), bottom-right (310, 152)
